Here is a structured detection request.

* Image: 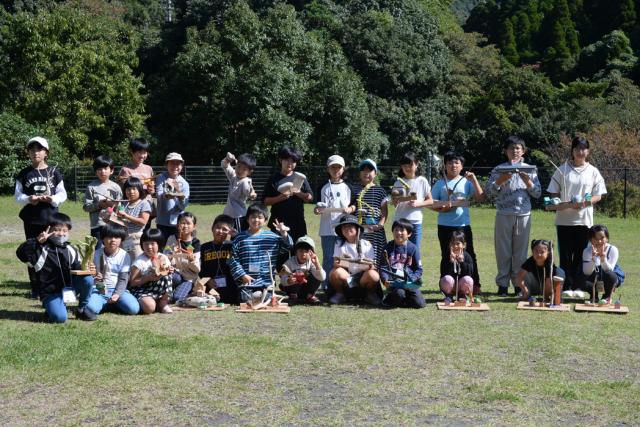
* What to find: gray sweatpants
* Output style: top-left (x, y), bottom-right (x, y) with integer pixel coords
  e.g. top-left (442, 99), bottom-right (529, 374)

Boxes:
top-left (494, 213), bottom-right (531, 289)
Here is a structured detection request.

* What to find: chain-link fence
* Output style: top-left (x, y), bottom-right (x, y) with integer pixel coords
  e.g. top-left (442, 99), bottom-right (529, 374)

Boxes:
top-left (64, 164), bottom-right (640, 218)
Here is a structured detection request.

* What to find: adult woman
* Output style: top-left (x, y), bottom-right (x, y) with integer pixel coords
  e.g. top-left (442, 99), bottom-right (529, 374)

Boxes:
top-left (547, 136), bottom-right (606, 298)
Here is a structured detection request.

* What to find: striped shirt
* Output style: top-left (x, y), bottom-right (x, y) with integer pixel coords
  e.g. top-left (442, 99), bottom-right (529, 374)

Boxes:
top-left (228, 230), bottom-right (293, 288)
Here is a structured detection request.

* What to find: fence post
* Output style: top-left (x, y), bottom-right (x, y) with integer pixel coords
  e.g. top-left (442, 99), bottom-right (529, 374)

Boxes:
top-left (72, 165), bottom-right (77, 202)
top-left (623, 167), bottom-right (628, 219)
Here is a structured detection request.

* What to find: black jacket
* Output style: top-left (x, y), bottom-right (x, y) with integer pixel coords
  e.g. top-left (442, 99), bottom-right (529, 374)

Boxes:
top-left (16, 238), bottom-right (81, 296)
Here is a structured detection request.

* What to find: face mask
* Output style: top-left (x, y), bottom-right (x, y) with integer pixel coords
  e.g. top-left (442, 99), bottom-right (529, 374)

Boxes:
top-left (49, 235), bottom-right (69, 246)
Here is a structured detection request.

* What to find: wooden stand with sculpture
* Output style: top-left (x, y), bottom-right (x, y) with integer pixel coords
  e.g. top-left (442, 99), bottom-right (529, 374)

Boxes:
top-left (436, 255), bottom-right (489, 311)
top-left (517, 243), bottom-right (570, 312)
top-left (173, 277), bottom-right (227, 311)
top-left (236, 258), bottom-right (290, 313)
top-left (574, 287), bottom-right (629, 314)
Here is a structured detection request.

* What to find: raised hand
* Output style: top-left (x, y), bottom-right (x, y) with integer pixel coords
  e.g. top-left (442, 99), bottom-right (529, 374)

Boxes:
top-left (37, 226), bottom-right (52, 244)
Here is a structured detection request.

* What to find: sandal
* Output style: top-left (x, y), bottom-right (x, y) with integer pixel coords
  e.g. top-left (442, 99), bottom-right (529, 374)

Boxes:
top-left (160, 305), bottom-right (173, 314)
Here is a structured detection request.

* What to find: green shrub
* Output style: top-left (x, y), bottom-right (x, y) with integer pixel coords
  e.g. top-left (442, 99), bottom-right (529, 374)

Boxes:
top-left (598, 180), bottom-right (640, 218)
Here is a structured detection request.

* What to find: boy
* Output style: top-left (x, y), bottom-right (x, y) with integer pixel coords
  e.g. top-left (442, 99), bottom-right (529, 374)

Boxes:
top-left (380, 219), bottom-right (426, 308)
top-left (222, 152), bottom-right (257, 232)
top-left (228, 203), bottom-right (293, 303)
top-left (16, 213), bottom-right (96, 323)
top-left (262, 146), bottom-right (313, 241)
top-left (155, 152), bottom-right (190, 240)
top-left (200, 214), bottom-right (237, 304)
top-left (486, 136), bottom-right (541, 296)
top-left (83, 155), bottom-right (123, 248)
top-left (85, 223), bottom-right (140, 315)
top-left (314, 154), bottom-right (351, 289)
top-left (117, 138), bottom-right (155, 198)
top-left (15, 136), bottom-right (67, 297)
top-left (431, 150), bottom-right (484, 290)
top-left (279, 236), bottom-right (325, 304)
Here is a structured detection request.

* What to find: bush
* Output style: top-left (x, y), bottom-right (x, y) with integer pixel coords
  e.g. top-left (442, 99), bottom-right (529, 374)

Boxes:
top-left (598, 180), bottom-right (640, 218)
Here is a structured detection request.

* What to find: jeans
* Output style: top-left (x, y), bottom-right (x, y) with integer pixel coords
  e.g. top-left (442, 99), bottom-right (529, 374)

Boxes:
top-left (86, 288), bottom-right (140, 315)
top-left (408, 222), bottom-right (422, 248)
top-left (320, 235), bottom-right (337, 290)
top-left (42, 275), bottom-right (94, 323)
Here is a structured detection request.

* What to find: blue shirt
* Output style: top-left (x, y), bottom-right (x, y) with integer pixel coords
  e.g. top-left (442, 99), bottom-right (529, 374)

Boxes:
top-left (155, 172), bottom-right (190, 227)
top-left (228, 230), bottom-right (293, 288)
top-left (432, 176), bottom-right (475, 226)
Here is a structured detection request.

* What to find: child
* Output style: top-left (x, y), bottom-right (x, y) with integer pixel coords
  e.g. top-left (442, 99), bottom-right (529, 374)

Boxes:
top-left (380, 219), bottom-right (426, 308)
top-left (262, 146), bottom-right (313, 242)
top-left (314, 155), bottom-right (352, 289)
top-left (83, 154), bottom-right (123, 249)
top-left (279, 236), bottom-right (325, 304)
top-left (579, 225), bottom-right (623, 302)
top-left (118, 177), bottom-right (152, 261)
top-left (228, 203), bottom-right (293, 303)
top-left (15, 137), bottom-right (67, 297)
top-left (486, 136), bottom-right (541, 296)
top-left (391, 152), bottom-right (433, 246)
top-left (432, 151), bottom-right (484, 290)
top-left (516, 239), bottom-right (565, 301)
top-left (117, 137), bottom-right (155, 199)
top-left (16, 213), bottom-right (96, 323)
top-left (328, 214), bottom-right (381, 306)
top-left (156, 152), bottom-right (190, 240)
top-left (164, 212), bottom-right (201, 303)
top-left (129, 228), bottom-right (174, 314)
top-left (439, 231), bottom-right (476, 301)
top-left (85, 223), bottom-right (140, 315)
top-left (200, 214), bottom-right (237, 304)
top-left (221, 152), bottom-right (257, 232)
top-left (349, 159), bottom-right (387, 268)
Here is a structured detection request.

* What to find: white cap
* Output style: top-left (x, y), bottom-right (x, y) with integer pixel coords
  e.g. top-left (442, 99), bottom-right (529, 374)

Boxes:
top-left (327, 155), bottom-right (345, 167)
top-left (27, 137), bottom-right (49, 151)
top-left (359, 158), bottom-right (377, 172)
top-left (165, 152), bottom-right (184, 163)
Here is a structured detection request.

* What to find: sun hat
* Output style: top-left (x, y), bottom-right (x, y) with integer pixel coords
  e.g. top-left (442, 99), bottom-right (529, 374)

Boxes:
top-left (165, 152), bottom-right (184, 162)
top-left (334, 214), bottom-right (363, 238)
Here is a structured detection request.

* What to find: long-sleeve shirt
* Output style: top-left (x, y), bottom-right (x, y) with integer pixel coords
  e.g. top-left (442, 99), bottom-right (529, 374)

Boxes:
top-left (221, 160), bottom-right (254, 218)
top-left (83, 179), bottom-right (123, 229)
top-left (164, 235), bottom-right (201, 282)
top-left (228, 230), bottom-right (293, 288)
top-left (15, 165), bottom-right (67, 225)
top-left (16, 239), bottom-right (81, 296)
top-left (155, 172), bottom-right (190, 227)
top-left (582, 242), bottom-right (619, 275)
top-left (381, 240), bottom-right (422, 283)
top-left (280, 256), bottom-right (327, 283)
top-left (486, 161), bottom-right (541, 215)
top-left (93, 247), bottom-right (131, 296)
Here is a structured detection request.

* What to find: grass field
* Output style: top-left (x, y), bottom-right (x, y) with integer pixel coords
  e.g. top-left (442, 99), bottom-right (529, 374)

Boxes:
top-left (0, 196), bottom-right (638, 426)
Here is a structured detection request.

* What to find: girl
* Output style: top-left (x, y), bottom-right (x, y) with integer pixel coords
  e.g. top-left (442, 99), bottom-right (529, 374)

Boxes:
top-left (118, 177), bottom-right (151, 261)
top-left (547, 136), bottom-right (606, 297)
top-left (328, 214), bottom-right (380, 306)
top-left (439, 231), bottom-right (476, 301)
top-left (314, 155), bottom-right (351, 289)
top-left (129, 228), bottom-right (173, 314)
top-left (432, 151), bottom-right (484, 290)
top-left (580, 225), bottom-right (623, 303)
top-left (349, 159), bottom-right (388, 268)
top-left (516, 240), bottom-right (564, 301)
top-left (164, 212), bottom-right (201, 303)
top-left (15, 137), bottom-right (67, 297)
top-left (391, 152), bottom-right (433, 246)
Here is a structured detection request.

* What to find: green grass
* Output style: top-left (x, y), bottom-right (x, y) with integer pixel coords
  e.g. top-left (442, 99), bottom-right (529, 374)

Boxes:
top-left (0, 196), bottom-right (639, 425)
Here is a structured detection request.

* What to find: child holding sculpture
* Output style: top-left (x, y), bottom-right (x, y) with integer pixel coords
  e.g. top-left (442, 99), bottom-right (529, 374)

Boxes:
top-left (199, 214), bottom-right (237, 304)
top-left (83, 154), bottom-right (122, 249)
top-left (156, 152), bottom-right (190, 241)
top-left (279, 236), bottom-right (325, 304)
top-left (439, 231), bottom-right (476, 302)
top-left (164, 212), bottom-right (201, 303)
top-left (516, 239), bottom-right (565, 302)
top-left (221, 152), bottom-right (257, 232)
top-left (579, 224), bottom-right (623, 303)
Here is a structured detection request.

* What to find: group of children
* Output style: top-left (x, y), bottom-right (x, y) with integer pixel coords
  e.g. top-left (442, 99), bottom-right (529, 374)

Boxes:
top-left (14, 135), bottom-right (624, 323)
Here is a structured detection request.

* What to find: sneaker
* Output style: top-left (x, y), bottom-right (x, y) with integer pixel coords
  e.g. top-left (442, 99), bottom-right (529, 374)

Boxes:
top-left (305, 294), bottom-right (321, 304)
top-left (364, 292), bottom-right (382, 306)
top-left (573, 290), bottom-right (587, 299)
top-left (497, 287), bottom-right (509, 297)
top-left (161, 305), bottom-right (173, 314)
top-left (562, 290), bottom-right (575, 299)
top-left (77, 307), bottom-right (97, 321)
top-left (287, 293), bottom-right (299, 305)
top-left (329, 293), bottom-right (346, 304)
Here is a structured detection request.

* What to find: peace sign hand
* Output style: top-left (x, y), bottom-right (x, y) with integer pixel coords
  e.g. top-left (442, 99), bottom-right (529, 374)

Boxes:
top-left (37, 226), bottom-right (52, 244)
top-left (273, 219), bottom-right (290, 237)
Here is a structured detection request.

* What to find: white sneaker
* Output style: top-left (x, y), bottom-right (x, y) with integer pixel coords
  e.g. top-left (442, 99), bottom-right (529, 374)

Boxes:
top-left (329, 293), bottom-right (346, 304)
top-left (562, 290), bottom-right (575, 298)
top-left (573, 290), bottom-right (587, 299)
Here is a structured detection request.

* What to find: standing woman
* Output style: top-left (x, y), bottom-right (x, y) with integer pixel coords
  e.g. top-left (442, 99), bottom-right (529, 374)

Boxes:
top-left (486, 136), bottom-right (541, 296)
top-left (547, 136), bottom-right (606, 298)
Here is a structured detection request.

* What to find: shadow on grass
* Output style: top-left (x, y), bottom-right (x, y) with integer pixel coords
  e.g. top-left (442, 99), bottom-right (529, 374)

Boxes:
top-left (0, 309), bottom-right (45, 323)
top-left (0, 280), bottom-right (30, 297)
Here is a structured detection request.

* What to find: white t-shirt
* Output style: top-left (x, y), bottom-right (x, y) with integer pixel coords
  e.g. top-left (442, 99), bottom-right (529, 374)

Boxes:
top-left (93, 247), bottom-right (131, 290)
top-left (318, 180), bottom-right (351, 236)
top-left (132, 253), bottom-right (170, 276)
top-left (393, 176), bottom-right (431, 223)
top-left (547, 162), bottom-right (606, 226)
top-left (332, 239), bottom-right (375, 274)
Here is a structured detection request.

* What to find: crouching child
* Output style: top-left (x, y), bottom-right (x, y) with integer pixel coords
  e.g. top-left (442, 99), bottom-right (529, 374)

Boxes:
top-left (279, 236), bottom-right (325, 304)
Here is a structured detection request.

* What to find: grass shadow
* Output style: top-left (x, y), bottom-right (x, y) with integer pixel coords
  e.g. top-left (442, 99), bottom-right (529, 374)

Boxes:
top-left (0, 309), bottom-right (45, 323)
top-left (0, 280), bottom-right (30, 297)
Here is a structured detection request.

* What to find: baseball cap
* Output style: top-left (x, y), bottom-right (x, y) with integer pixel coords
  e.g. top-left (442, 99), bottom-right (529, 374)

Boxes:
top-left (294, 235), bottom-right (316, 251)
top-left (327, 155), bottom-right (345, 167)
top-left (27, 137), bottom-right (49, 151)
top-left (165, 152), bottom-right (184, 163)
top-left (358, 159), bottom-right (377, 172)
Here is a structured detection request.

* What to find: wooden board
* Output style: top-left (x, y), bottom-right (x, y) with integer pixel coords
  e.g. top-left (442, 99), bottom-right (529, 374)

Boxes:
top-left (70, 270), bottom-right (92, 276)
top-left (436, 302), bottom-right (490, 311)
top-left (236, 302), bottom-right (291, 313)
top-left (171, 304), bottom-right (226, 312)
top-left (429, 200), bottom-right (470, 209)
top-left (574, 303), bottom-right (629, 314)
top-left (516, 301), bottom-right (571, 312)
